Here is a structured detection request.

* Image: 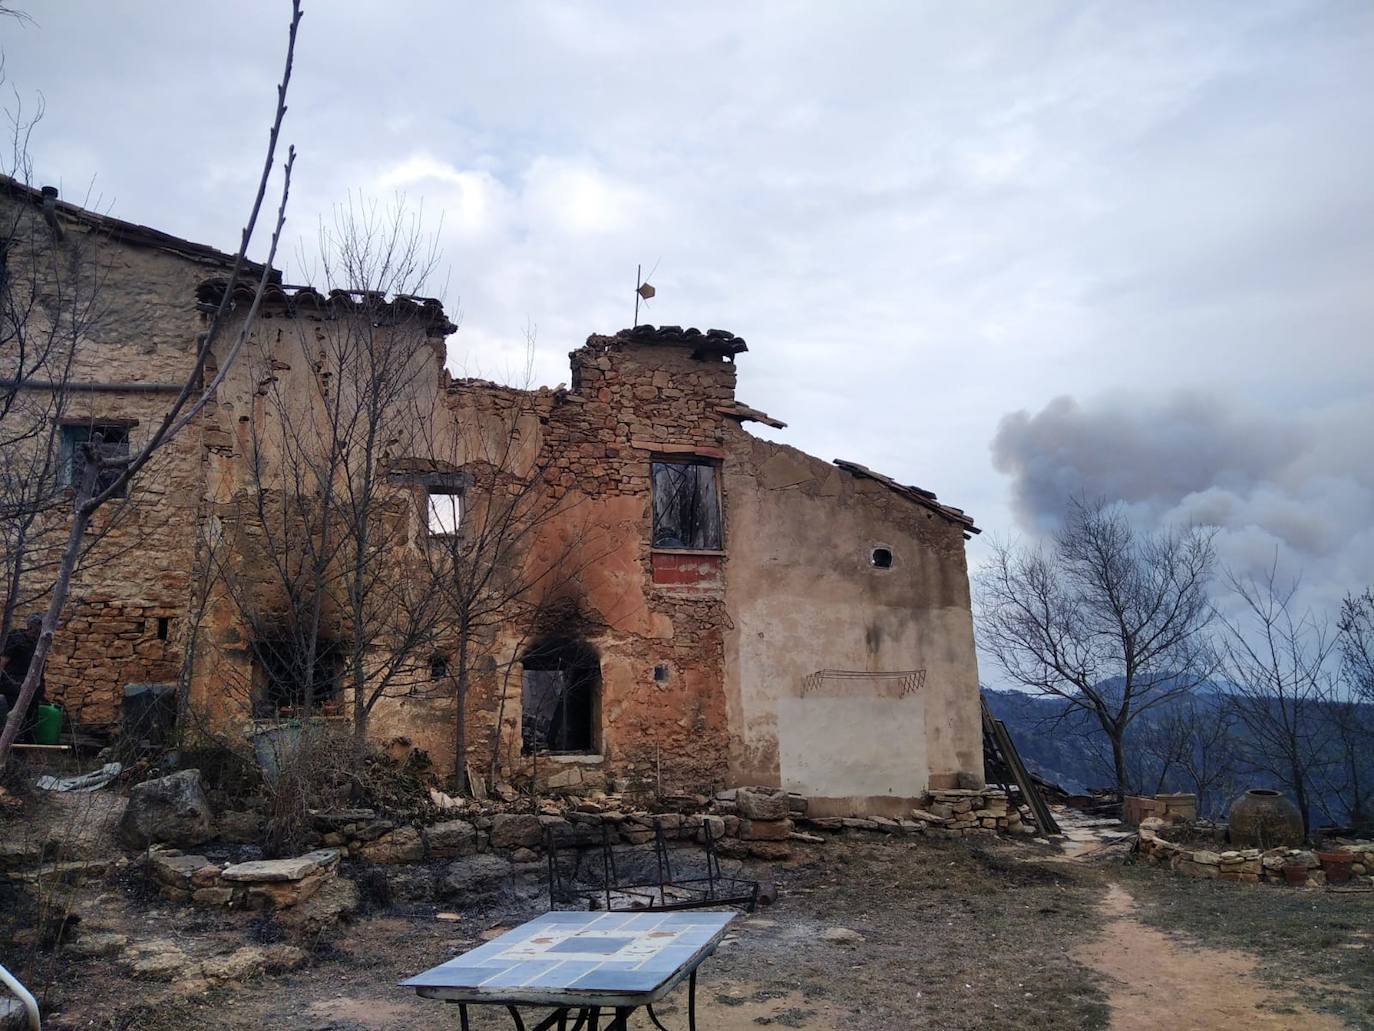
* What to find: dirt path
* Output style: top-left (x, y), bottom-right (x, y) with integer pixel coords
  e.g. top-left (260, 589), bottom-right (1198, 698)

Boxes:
top-left (1074, 883), bottom-right (1348, 1030)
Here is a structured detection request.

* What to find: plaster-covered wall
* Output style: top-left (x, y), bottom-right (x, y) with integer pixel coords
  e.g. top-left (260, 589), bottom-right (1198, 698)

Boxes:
top-left (722, 431), bottom-right (983, 815)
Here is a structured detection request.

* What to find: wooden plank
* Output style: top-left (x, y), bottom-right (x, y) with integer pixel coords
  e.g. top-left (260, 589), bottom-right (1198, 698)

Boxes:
top-left (981, 695), bottom-right (1060, 836)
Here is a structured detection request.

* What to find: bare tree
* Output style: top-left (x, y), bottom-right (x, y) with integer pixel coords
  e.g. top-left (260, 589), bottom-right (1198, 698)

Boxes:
top-left (976, 498), bottom-right (1218, 799)
top-left (0, 1), bottom-right (303, 768)
top-left (1217, 564), bottom-right (1335, 836)
top-left (1320, 587), bottom-right (1374, 831)
top-left (196, 196), bottom-right (451, 763)
top-left (1339, 588), bottom-right (1374, 704)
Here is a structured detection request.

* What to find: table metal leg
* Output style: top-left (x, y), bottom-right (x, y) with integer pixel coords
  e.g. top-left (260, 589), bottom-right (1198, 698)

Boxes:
top-left (532, 1009), bottom-right (572, 1031)
top-left (507, 1005), bottom-right (529, 1030)
top-left (646, 1004), bottom-right (671, 1031)
top-left (459, 1003), bottom-right (471, 1031)
top-left (688, 969), bottom-right (697, 1031)
top-left (605, 1007), bottom-right (635, 1030)
top-left (587, 1005), bottom-right (601, 1030)
top-left (568, 1010), bottom-right (590, 1031)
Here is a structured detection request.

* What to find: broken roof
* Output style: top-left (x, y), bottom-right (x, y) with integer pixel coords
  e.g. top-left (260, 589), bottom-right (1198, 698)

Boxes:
top-left (1, 175), bottom-right (277, 276)
top-left (833, 459), bottom-right (979, 535)
top-left (196, 278), bottom-right (458, 338)
top-left (613, 324), bottom-right (748, 358)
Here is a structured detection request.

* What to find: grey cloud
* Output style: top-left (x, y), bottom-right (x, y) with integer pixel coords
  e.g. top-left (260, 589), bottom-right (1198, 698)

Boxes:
top-left (991, 392), bottom-right (1374, 613)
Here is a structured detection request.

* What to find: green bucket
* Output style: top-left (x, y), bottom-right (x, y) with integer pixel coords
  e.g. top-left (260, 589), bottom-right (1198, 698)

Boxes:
top-left (33, 703), bottom-right (63, 745)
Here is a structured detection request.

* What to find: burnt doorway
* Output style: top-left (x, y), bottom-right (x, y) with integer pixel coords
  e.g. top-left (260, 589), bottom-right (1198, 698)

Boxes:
top-left (521, 638), bottom-right (599, 754)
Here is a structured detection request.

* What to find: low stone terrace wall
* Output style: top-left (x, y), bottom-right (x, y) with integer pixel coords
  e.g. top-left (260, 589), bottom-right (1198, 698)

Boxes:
top-left (1137, 817), bottom-right (1374, 888)
top-left (147, 785), bottom-right (1033, 911)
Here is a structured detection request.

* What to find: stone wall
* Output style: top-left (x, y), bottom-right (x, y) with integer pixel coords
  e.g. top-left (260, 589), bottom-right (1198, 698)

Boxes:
top-left (1137, 818), bottom-right (1374, 888)
top-left (0, 188), bottom-right (224, 727)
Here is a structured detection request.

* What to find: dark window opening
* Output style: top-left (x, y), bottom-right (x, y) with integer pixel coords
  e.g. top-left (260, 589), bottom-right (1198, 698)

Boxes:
top-left (521, 637), bottom-right (599, 754)
top-left (60, 423), bottom-right (131, 498)
top-left (871, 547), bottom-right (893, 569)
top-left (654, 664), bottom-right (671, 683)
top-left (651, 459), bottom-right (722, 550)
top-left (155, 617), bottom-right (171, 641)
top-left (253, 637), bottom-right (342, 715)
top-left (429, 653), bottom-right (450, 680)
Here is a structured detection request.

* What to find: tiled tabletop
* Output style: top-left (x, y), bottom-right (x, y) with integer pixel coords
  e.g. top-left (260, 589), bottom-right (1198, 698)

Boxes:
top-left (401, 910), bottom-right (736, 1006)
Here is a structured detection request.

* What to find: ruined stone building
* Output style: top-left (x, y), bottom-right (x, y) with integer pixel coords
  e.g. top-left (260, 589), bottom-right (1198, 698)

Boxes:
top-left (1, 178), bottom-right (984, 815)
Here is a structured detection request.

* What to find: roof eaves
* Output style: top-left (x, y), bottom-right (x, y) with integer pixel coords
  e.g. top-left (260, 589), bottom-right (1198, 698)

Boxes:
top-left (1, 174), bottom-right (275, 277)
top-left (833, 458), bottom-right (980, 535)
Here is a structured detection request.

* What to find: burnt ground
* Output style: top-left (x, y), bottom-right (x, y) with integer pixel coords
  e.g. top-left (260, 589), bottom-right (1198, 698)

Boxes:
top-left (5, 813), bottom-right (1372, 1030)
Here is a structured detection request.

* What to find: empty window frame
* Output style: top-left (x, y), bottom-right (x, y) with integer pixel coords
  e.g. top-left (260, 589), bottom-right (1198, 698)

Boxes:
top-left (651, 459), bottom-right (722, 550)
top-left (60, 423), bottom-right (131, 498)
top-left (427, 488), bottom-right (462, 536)
top-left (521, 638), bottom-right (599, 754)
top-left (252, 636), bottom-right (342, 715)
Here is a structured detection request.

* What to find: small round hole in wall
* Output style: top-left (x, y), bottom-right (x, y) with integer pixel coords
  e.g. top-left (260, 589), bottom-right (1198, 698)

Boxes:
top-left (871, 547), bottom-right (893, 569)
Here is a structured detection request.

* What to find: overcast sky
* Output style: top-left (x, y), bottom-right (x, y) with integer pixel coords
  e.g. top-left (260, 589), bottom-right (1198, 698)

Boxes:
top-left (6, 2), bottom-right (1373, 620)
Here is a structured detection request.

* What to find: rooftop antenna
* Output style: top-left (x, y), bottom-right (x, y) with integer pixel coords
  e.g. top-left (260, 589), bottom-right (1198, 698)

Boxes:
top-left (633, 261), bottom-right (657, 328)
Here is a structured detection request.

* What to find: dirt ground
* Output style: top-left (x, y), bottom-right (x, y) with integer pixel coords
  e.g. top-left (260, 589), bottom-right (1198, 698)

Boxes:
top-left (5, 801), bottom-right (1373, 1030)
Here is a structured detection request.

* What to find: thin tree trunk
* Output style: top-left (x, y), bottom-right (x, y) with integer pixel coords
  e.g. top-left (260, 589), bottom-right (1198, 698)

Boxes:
top-left (1110, 730), bottom-right (1130, 801)
top-left (453, 629), bottom-right (470, 794)
top-left (0, 467), bottom-right (95, 761)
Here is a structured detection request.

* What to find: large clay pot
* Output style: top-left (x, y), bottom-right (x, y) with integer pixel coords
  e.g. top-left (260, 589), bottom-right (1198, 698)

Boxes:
top-left (1229, 789), bottom-right (1304, 848)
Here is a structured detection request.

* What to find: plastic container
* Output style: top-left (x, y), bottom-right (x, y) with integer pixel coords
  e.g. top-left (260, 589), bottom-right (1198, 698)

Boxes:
top-left (33, 703), bottom-right (64, 745)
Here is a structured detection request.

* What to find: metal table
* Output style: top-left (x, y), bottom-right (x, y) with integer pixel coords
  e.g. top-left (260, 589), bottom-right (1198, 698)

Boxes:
top-left (401, 910), bottom-right (736, 1030)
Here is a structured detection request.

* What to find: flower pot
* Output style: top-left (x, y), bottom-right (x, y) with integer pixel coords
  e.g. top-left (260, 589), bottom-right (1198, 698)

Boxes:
top-left (1316, 851), bottom-right (1354, 885)
top-left (1282, 863), bottom-right (1309, 886)
top-left (1229, 789), bottom-right (1304, 848)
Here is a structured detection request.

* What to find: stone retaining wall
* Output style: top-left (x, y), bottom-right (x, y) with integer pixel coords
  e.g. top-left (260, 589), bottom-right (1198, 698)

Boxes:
top-left (147, 784), bottom-right (1037, 910)
top-left (1137, 817), bottom-right (1374, 888)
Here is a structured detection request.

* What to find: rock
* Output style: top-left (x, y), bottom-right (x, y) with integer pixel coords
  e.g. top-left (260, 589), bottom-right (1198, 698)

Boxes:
top-left (790, 832), bottom-right (825, 844)
top-left (124, 939), bottom-right (190, 979)
top-left (63, 931), bottom-right (128, 959)
top-left (494, 781), bottom-right (519, 802)
top-left (0, 838), bottom-right (46, 872)
top-left (427, 819), bottom-right (479, 859)
top-left (746, 841), bottom-right (792, 861)
top-left (1176, 860), bottom-right (1219, 879)
top-left (443, 855), bottom-right (514, 897)
top-left (358, 826), bottom-right (424, 864)
top-left (490, 813), bottom-right (544, 850)
top-left (200, 943), bottom-right (309, 983)
top-left (221, 850), bottom-right (340, 882)
top-left (910, 809), bottom-right (947, 825)
top-left (149, 851), bottom-right (219, 888)
top-left (1191, 850), bottom-right (1221, 866)
top-left (735, 788), bottom-right (789, 821)
top-left (215, 810), bottom-right (263, 844)
top-left (698, 814), bottom-right (727, 842)
top-left (192, 887), bottom-right (235, 907)
top-left (510, 847), bottom-right (539, 864)
top-left (820, 926), bottom-right (864, 945)
top-left (279, 876), bottom-right (359, 937)
top-left (117, 770), bottom-right (213, 849)
top-left (739, 818), bottom-right (793, 841)
top-left (246, 872), bottom-right (328, 910)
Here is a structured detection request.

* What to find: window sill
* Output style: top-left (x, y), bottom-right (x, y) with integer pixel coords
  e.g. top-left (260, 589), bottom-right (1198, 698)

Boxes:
top-left (650, 547), bottom-right (726, 557)
top-left (538, 752), bottom-right (605, 765)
